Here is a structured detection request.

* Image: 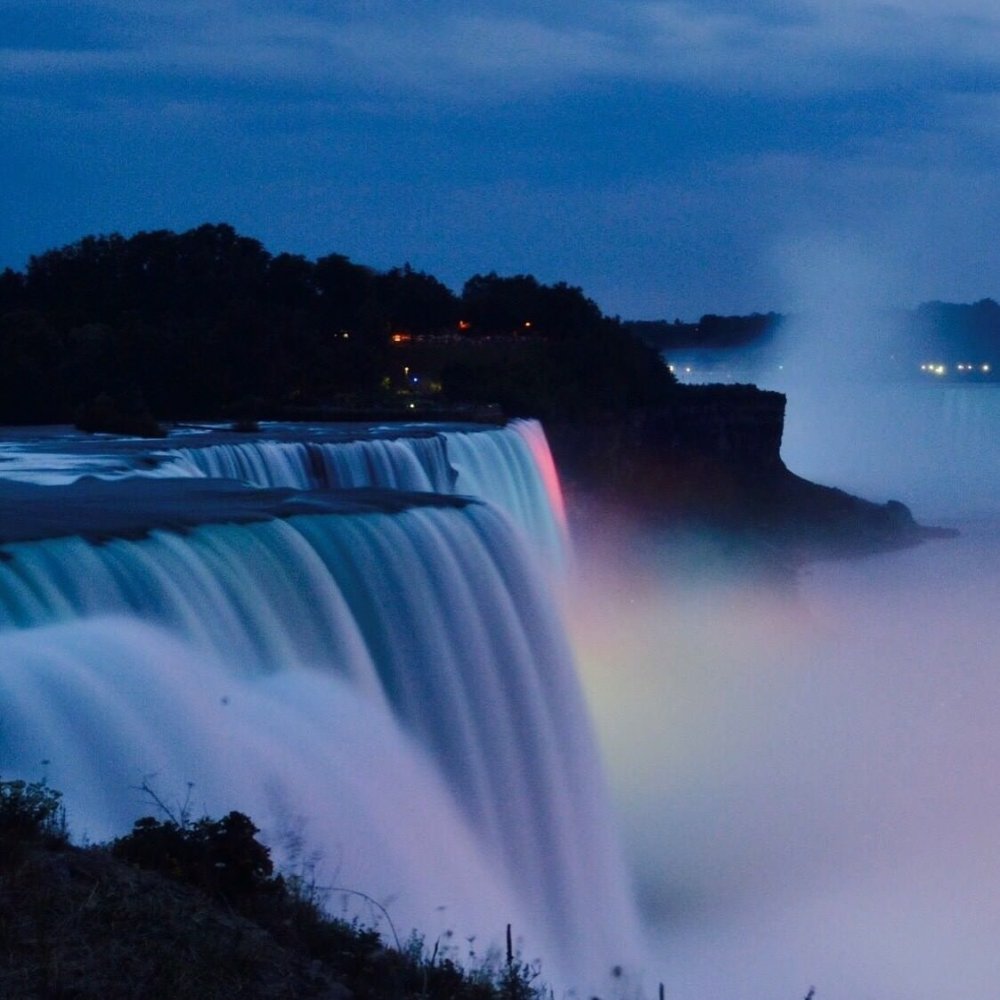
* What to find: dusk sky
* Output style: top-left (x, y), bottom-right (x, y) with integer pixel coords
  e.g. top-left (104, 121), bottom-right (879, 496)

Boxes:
top-left (4, 0), bottom-right (1000, 319)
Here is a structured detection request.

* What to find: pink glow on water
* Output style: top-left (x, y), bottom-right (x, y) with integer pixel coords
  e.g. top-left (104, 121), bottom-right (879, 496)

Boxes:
top-left (511, 418), bottom-right (568, 536)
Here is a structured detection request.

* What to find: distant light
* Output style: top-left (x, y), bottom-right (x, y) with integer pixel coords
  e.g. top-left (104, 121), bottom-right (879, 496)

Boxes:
top-left (524, 321), bottom-right (532, 328)
top-left (984, 364), bottom-right (992, 373)
top-left (458, 320), bottom-right (471, 330)
top-left (934, 365), bottom-right (946, 375)
top-left (668, 364), bottom-right (675, 373)
top-left (684, 366), bottom-right (692, 374)
top-left (408, 402), bottom-right (416, 409)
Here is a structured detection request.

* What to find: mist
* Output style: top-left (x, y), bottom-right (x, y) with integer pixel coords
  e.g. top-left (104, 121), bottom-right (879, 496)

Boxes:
top-left (757, 234), bottom-right (1000, 523)
top-left (570, 274), bottom-right (1000, 997)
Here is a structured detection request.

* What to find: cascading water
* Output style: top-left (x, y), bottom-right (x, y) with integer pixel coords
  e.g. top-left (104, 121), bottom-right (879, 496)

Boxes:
top-left (0, 420), bottom-right (637, 992)
top-left (146, 420), bottom-right (567, 570)
top-left (159, 434), bottom-right (456, 494)
top-left (0, 616), bottom-right (533, 951)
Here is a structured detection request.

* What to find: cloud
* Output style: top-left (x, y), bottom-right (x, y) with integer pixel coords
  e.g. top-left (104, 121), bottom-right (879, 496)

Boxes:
top-left (0, 47), bottom-right (133, 75)
top-left (5, 1), bottom-right (1000, 103)
top-left (2, 3), bottom-right (621, 98)
top-left (5, 0), bottom-right (1000, 319)
top-left (627, 0), bottom-right (1000, 94)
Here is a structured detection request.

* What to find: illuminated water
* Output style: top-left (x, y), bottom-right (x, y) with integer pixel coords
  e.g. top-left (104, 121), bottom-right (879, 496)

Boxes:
top-left (570, 380), bottom-right (1000, 999)
top-left (5, 391), bottom-right (995, 999)
top-left (0, 420), bottom-right (632, 994)
top-left (0, 420), bottom-right (566, 570)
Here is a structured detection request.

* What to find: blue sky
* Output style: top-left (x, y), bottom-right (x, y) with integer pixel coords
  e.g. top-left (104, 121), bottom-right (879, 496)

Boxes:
top-left (4, 0), bottom-right (1000, 318)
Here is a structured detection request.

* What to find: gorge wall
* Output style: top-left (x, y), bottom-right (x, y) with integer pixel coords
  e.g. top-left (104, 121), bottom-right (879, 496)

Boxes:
top-left (546, 383), bottom-right (938, 561)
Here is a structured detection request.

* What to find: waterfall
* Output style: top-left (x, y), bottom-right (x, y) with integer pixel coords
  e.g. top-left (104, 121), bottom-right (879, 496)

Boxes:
top-left (0, 616), bottom-right (533, 953)
top-left (148, 420), bottom-right (567, 569)
top-left (0, 420), bottom-right (637, 991)
top-left (159, 434), bottom-right (456, 493)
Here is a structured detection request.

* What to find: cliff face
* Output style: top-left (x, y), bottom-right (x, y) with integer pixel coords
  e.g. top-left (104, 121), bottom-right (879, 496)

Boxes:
top-left (547, 384), bottom-right (788, 517)
top-left (546, 383), bottom-right (946, 562)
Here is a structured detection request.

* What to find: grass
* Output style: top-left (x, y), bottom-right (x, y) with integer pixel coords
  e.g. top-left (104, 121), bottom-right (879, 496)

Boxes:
top-left (0, 779), bottom-right (550, 1000)
top-left (0, 778), bottom-right (821, 1000)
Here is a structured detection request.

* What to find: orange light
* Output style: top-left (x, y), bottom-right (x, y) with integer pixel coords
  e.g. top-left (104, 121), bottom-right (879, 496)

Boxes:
top-left (458, 320), bottom-right (471, 331)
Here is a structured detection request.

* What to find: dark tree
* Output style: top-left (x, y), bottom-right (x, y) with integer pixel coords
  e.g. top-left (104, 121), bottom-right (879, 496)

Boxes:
top-left (0, 267), bottom-right (25, 314)
top-left (313, 253), bottom-right (377, 332)
top-left (375, 264), bottom-right (459, 334)
top-left (0, 310), bottom-right (67, 423)
top-left (460, 272), bottom-right (604, 340)
top-left (0, 223), bottom-right (680, 424)
top-left (912, 298), bottom-right (1000, 360)
top-left (461, 273), bottom-right (544, 334)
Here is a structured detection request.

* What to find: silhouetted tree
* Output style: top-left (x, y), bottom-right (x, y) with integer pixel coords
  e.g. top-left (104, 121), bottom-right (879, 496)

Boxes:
top-left (0, 224), bottom-right (679, 424)
top-left (375, 264), bottom-right (459, 334)
top-left (313, 252), bottom-right (376, 332)
top-left (913, 298), bottom-right (1000, 360)
top-left (0, 310), bottom-right (67, 423)
top-left (461, 273), bottom-right (544, 334)
top-left (0, 267), bottom-right (25, 314)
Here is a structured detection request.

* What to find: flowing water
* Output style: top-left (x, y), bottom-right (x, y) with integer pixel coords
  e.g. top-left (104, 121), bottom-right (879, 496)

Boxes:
top-left (5, 394), bottom-right (993, 999)
top-left (0, 419), bottom-right (633, 995)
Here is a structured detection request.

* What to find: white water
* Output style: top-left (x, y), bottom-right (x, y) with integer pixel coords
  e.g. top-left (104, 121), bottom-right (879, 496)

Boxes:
top-left (158, 434), bottom-right (455, 493)
top-left (0, 421), bottom-right (566, 571)
top-left (778, 381), bottom-right (1000, 523)
top-left (0, 420), bottom-right (633, 994)
top-left (152, 419), bottom-right (567, 571)
top-left (10, 390), bottom-right (993, 998)
top-left (0, 616), bottom-right (530, 942)
top-left (570, 380), bottom-right (1000, 999)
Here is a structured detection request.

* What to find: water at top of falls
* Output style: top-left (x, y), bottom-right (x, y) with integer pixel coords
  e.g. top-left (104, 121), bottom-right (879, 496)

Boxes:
top-left (0, 419), bottom-right (568, 573)
top-left (162, 435), bottom-right (456, 494)
top-left (150, 419), bottom-right (568, 570)
top-left (0, 475), bottom-right (471, 545)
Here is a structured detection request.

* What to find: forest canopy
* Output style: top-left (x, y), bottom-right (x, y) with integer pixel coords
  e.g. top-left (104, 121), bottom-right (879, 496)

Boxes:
top-left (0, 224), bottom-right (676, 428)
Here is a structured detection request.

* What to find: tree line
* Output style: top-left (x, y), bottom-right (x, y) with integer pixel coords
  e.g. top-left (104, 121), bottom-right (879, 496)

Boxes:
top-left (0, 223), bottom-right (676, 428)
top-left (625, 300), bottom-right (1000, 371)
top-left (624, 313), bottom-right (784, 352)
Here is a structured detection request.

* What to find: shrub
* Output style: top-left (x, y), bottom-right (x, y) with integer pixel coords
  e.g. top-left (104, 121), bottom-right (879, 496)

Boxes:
top-left (0, 777), bottom-right (67, 850)
top-left (111, 810), bottom-right (274, 901)
top-left (1, 787), bottom-right (555, 1000)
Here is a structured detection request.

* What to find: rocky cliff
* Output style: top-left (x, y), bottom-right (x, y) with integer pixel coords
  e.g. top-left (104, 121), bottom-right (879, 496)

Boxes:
top-left (546, 383), bottom-right (949, 563)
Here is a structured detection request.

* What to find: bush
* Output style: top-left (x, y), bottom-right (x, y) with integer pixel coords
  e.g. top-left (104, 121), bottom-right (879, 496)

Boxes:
top-left (74, 390), bottom-right (167, 437)
top-left (0, 777), bottom-right (67, 851)
top-left (1, 788), bottom-right (554, 1000)
top-left (111, 811), bottom-right (274, 901)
